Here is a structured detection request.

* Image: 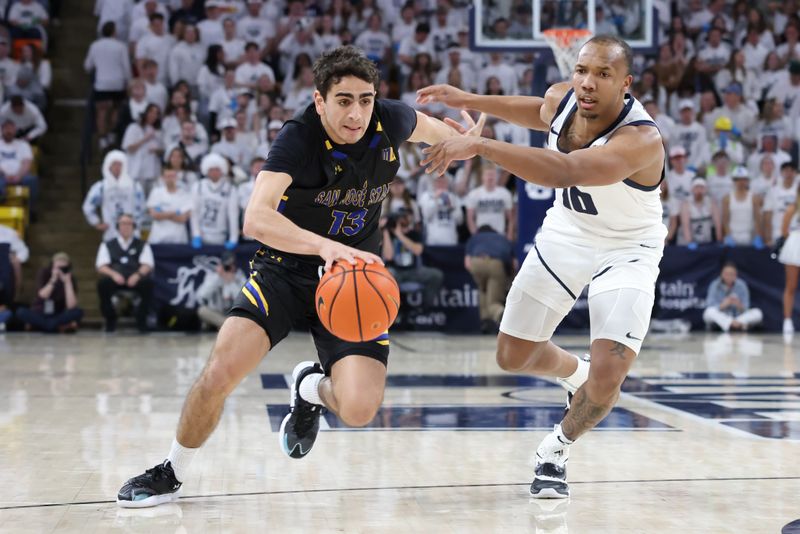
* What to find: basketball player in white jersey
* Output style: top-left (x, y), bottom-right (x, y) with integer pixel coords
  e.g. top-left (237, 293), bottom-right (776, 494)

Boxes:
top-left (417, 35), bottom-right (665, 499)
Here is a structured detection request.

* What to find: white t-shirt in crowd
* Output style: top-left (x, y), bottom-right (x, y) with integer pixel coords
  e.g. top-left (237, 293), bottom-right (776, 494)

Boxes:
top-left (0, 137), bottom-right (32, 175)
top-left (84, 37), bottom-right (131, 92)
top-left (234, 61), bottom-right (275, 87)
top-left (146, 185), bottom-right (193, 244)
top-left (465, 186), bottom-right (512, 235)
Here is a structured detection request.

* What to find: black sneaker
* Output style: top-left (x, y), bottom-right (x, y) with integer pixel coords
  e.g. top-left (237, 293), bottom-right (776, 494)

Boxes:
top-left (279, 361), bottom-right (325, 459)
top-left (117, 461), bottom-right (182, 508)
top-left (530, 428), bottom-right (571, 499)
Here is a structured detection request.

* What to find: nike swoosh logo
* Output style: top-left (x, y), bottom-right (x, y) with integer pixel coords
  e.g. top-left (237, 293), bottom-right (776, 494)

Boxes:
top-left (639, 244), bottom-right (657, 248)
top-left (625, 332), bottom-right (642, 340)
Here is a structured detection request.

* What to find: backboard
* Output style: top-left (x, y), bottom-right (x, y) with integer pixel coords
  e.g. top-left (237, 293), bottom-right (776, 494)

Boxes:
top-left (470, 0), bottom-right (657, 53)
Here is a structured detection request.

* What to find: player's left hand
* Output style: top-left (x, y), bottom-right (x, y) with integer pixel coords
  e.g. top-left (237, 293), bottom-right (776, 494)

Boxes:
top-left (421, 136), bottom-right (482, 176)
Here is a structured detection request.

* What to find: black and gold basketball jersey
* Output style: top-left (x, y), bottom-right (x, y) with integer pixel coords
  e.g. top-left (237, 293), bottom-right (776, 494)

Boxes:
top-left (262, 100), bottom-right (417, 264)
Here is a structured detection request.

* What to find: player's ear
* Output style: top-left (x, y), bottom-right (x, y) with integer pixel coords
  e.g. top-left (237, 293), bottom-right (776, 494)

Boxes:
top-left (622, 73), bottom-right (633, 92)
top-left (313, 90), bottom-right (325, 115)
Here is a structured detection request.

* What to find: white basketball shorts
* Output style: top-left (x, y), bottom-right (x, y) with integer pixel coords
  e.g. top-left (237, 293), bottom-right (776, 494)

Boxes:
top-left (499, 225), bottom-right (663, 354)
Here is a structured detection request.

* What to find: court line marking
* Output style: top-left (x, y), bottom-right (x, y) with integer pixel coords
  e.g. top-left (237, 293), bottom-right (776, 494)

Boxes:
top-left (3, 475), bottom-right (800, 511)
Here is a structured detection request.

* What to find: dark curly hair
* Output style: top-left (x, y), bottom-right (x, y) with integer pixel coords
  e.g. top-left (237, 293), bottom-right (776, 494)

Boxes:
top-left (312, 45), bottom-right (380, 99)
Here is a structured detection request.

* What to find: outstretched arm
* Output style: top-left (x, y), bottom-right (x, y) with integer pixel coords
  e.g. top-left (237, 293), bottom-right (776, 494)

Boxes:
top-left (421, 124), bottom-right (664, 189)
top-left (416, 82), bottom-right (570, 132)
top-left (407, 109), bottom-right (486, 146)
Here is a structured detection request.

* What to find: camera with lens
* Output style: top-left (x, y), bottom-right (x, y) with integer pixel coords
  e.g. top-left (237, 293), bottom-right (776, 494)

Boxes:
top-left (385, 208), bottom-right (411, 232)
top-left (59, 265), bottom-right (71, 274)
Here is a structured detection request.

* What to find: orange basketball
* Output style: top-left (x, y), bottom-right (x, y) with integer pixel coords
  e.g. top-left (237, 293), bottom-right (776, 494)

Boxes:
top-left (315, 258), bottom-right (400, 342)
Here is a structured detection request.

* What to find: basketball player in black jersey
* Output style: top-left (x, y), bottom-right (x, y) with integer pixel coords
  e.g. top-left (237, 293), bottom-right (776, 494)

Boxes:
top-left (117, 46), bottom-right (484, 508)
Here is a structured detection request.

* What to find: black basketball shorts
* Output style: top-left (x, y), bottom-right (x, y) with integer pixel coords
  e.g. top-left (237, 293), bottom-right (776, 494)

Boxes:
top-left (228, 248), bottom-right (390, 373)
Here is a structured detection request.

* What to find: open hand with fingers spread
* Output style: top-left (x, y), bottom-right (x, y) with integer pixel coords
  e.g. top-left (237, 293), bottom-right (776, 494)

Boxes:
top-left (421, 136), bottom-right (484, 176)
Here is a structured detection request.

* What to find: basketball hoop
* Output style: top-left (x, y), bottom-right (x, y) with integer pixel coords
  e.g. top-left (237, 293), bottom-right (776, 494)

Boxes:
top-left (542, 28), bottom-right (593, 79)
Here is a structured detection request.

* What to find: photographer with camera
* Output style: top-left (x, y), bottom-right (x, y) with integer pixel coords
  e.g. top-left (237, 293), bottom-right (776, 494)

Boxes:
top-left (381, 209), bottom-right (443, 314)
top-left (196, 250), bottom-right (246, 330)
top-left (16, 252), bottom-right (83, 333)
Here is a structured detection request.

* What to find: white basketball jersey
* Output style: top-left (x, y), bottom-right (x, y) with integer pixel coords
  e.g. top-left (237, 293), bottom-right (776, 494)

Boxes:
top-left (542, 89), bottom-right (666, 244)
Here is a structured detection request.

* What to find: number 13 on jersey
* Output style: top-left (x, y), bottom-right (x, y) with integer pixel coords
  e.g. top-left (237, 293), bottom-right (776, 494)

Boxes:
top-left (329, 208), bottom-right (368, 236)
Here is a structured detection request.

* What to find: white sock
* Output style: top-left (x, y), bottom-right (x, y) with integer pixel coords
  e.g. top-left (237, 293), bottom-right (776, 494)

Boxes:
top-left (166, 438), bottom-right (198, 483)
top-left (298, 372), bottom-right (325, 406)
top-left (536, 424), bottom-right (573, 465)
top-left (559, 354), bottom-right (590, 390)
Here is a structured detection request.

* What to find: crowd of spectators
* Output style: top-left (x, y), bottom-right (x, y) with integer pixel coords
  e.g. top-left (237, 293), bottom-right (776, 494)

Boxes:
top-left (0, 0), bottom-right (54, 330)
top-left (11, 0), bottom-right (800, 333)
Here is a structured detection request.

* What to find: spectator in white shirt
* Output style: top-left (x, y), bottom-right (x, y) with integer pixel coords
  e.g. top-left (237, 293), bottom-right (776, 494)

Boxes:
top-left (673, 99), bottom-right (709, 171)
top-left (696, 27), bottom-right (731, 76)
top-left (135, 13), bottom-right (174, 86)
top-left (419, 173), bottom-right (463, 246)
top-left (317, 14), bottom-right (342, 51)
top-left (746, 135), bottom-right (791, 178)
top-left (237, 0), bottom-right (275, 51)
top-left (434, 44), bottom-right (476, 93)
top-left (0, 94), bottom-right (47, 143)
top-left (82, 150), bottom-right (146, 241)
top-left (171, 120), bottom-right (208, 168)
top-left (197, 1), bottom-right (225, 48)
top-left (122, 103), bottom-right (163, 194)
top-left (84, 22), bottom-right (130, 149)
top-left (391, 4), bottom-right (417, 47)
top-left (707, 83), bottom-right (757, 149)
top-left (354, 13), bottom-right (391, 65)
top-left (478, 53), bottom-right (519, 96)
top-left (0, 118), bottom-right (36, 213)
top-left (221, 18), bottom-right (246, 67)
top-left (776, 24), bottom-right (800, 67)
top-left (210, 117), bottom-right (252, 170)
top-left (0, 38), bottom-right (19, 91)
top-left (141, 60), bottom-right (168, 113)
top-left (191, 153), bottom-right (239, 248)
top-left (20, 43), bottom-right (50, 92)
top-left (768, 61), bottom-right (800, 116)
top-left (278, 18), bottom-right (322, 81)
top-left (741, 26), bottom-right (770, 74)
top-left (146, 169), bottom-right (192, 244)
top-left (235, 42), bottom-right (275, 92)
top-left (282, 65), bottom-right (315, 114)
top-left (168, 23), bottom-right (205, 90)
top-left (94, 0), bottom-right (134, 41)
top-left (667, 146), bottom-right (696, 203)
top-left (465, 165), bottom-right (513, 239)
top-left (197, 45), bottom-right (227, 104)
top-left (397, 23), bottom-right (435, 77)
top-left (8, 0), bottom-right (49, 40)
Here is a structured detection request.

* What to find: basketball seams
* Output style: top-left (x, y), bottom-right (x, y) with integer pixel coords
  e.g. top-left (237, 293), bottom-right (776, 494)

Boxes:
top-left (351, 267), bottom-right (364, 341)
top-left (363, 268), bottom-right (400, 294)
top-left (362, 265), bottom-right (392, 326)
top-left (315, 266), bottom-right (348, 332)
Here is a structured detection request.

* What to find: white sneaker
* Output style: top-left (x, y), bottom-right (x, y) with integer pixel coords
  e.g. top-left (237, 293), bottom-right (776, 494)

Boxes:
top-left (530, 427), bottom-right (571, 499)
top-left (783, 318), bottom-right (794, 335)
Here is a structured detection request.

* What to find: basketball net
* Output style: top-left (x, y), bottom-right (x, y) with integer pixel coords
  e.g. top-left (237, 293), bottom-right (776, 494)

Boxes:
top-left (542, 28), bottom-right (593, 80)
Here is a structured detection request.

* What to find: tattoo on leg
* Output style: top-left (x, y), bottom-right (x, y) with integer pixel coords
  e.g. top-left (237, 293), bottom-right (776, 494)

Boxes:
top-left (610, 342), bottom-right (627, 361)
top-left (560, 387), bottom-right (613, 441)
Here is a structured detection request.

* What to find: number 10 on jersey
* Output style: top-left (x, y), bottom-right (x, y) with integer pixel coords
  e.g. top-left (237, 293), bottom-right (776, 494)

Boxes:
top-left (562, 186), bottom-right (598, 215)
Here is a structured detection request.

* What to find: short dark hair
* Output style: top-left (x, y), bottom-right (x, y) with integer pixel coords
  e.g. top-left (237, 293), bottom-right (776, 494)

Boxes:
top-left (581, 34), bottom-right (633, 75)
top-left (312, 45), bottom-right (380, 98)
top-left (149, 13), bottom-right (164, 23)
top-left (244, 41), bottom-right (259, 52)
top-left (781, 161), bottom-right (798, 171)
top-left (722, 260), bottom-right (737, 271)
top-left (101, 21), bottom-right (116, 37)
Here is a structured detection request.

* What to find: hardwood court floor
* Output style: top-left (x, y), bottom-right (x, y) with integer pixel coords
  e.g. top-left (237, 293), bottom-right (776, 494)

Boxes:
top-left (0, 330), bottom-right (798, 533)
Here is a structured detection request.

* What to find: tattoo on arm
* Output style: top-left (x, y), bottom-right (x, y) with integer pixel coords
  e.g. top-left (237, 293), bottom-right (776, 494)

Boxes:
top-left (560, 387), bottom-right (613, 441)
top-left (610, 342), bottom-right (627, 361)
